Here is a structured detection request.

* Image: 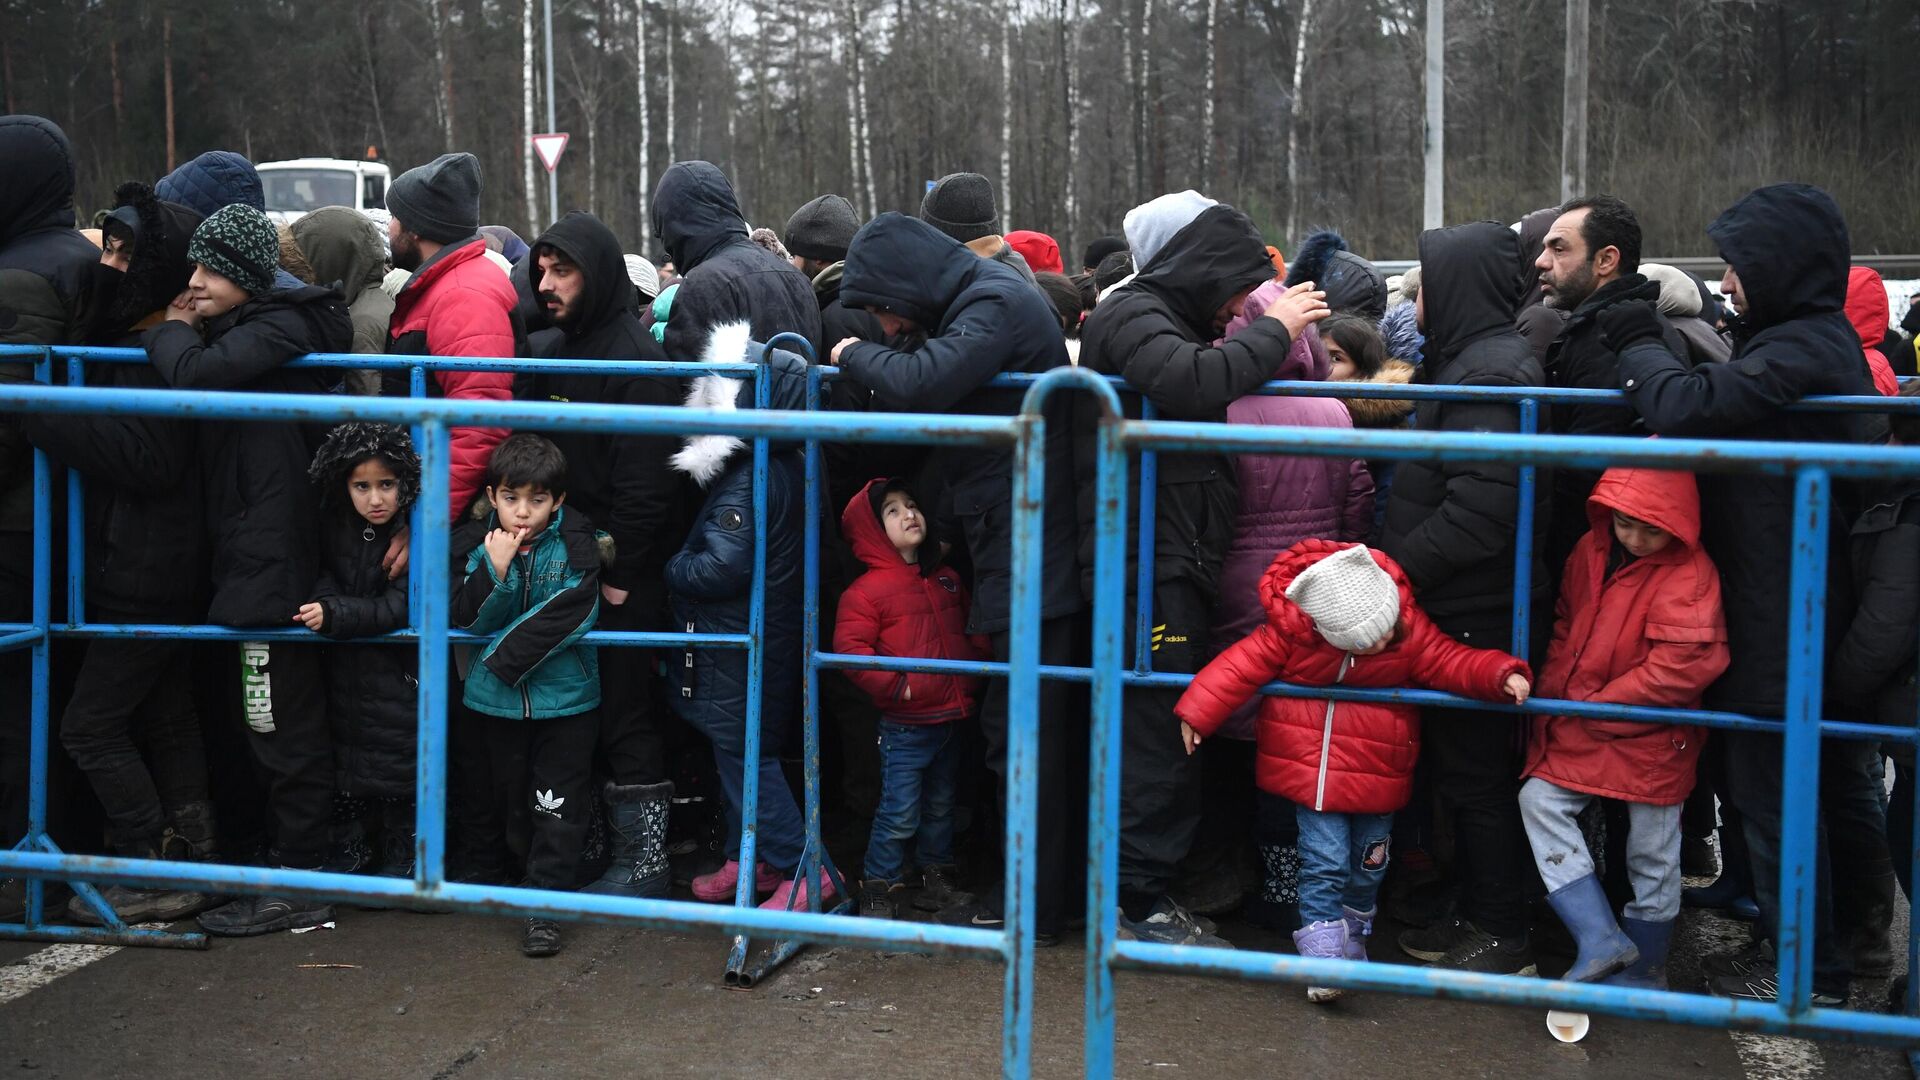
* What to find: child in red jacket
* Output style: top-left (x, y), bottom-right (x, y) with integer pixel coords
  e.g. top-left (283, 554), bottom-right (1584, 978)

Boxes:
top-left (1177, 541), bottom-right (1529, 1002)
top-left (1519, 467), bottom-right (1728, 990)
top-left (835, 479), bottom-right (990, 920)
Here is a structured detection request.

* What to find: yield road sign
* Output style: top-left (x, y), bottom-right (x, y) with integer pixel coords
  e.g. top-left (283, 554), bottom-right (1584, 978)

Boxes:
top-left (532, 133), bottom-right (570, 173)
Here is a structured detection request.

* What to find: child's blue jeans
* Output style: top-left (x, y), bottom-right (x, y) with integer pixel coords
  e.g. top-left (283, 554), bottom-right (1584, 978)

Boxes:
top-left (1295, 804), bottom-right (1394, 925)
top-left (863, 720), bottom-right (960, 884)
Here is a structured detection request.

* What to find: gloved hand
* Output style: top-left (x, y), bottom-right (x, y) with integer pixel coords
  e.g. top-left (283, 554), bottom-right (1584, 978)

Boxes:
top-left (1597, 299), bottom-right (1666, 354)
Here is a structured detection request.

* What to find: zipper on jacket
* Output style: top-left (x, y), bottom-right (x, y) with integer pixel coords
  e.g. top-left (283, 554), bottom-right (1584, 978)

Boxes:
top-left (1314, 654), bottom-right (1355, 812)
top-left (519, 547), bottom-right (533, 720)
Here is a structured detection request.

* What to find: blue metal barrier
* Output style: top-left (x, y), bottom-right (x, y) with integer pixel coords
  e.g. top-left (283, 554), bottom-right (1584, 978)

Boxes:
top-left (6, 342), bottom-right (1920, 1074)
top-left (0, 346), bottom-right (1045, 1071)
top-left (799, 363), bottom-right (1920, 1068)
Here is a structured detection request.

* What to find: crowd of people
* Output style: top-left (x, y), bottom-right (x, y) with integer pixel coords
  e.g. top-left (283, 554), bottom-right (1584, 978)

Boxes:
top-left (2, 110), bottom-right (1917, 1011)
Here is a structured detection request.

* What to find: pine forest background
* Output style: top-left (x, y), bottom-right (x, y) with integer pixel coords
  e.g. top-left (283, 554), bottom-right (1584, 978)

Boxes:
top-left (5, 0), bottom-right (1917, 261)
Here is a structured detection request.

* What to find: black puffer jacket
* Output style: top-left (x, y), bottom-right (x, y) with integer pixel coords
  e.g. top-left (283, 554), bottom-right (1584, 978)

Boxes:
top-left (524, 212), bottom-right (688, 615)
top-left (665, 325), bottom-right (809, 749)
top-left (837, 213), bottom-right (1080, 633)
top-left (1828, 481), bottom-right (1920, 729)
top-left (313, 513), bottom-right (415, 797)
top-left (308, 423), bottom-right (419, 797)
top-left (1076, 203), bottom-right (1294, 598)
top-left (0, 115), bottom-right (99, 533)
top-left (1616, 183), bottom-right (1878, 715)
top-left (19, 183), bottom-right (205, 620)
top-left (1378, 221), bottom-right (1548, 631)
top-left (652, 162), bottom-right (822, 362)
top-left (1541, 273), bottom-right (1689, 572)
top-left (146, 284), bottom-right (351, 626)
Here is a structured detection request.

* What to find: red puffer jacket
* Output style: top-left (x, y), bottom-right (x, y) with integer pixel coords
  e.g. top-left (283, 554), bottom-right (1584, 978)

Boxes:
top-left (388, 238), bottom-right (519, 521)
top-left (832, 479), bottom-right (990, 723)
top-left (1176, 540), bottom-right (1529, 814)
top-left (1845, 266), bottom-right (1898, 396)
top-left (1522, 466), bottom-right (1729, 805)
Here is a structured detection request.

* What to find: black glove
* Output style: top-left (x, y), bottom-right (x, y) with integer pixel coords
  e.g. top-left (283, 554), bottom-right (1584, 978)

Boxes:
top-left (1596, 298), bottom-right (1666, 354)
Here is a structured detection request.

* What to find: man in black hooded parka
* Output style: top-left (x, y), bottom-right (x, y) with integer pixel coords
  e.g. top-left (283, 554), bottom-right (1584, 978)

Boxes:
top-left (831, 212), bottom-right (1081, 941)
top-left (651, 162), bottom-right (821, 361)
top-left (1604, 183), bottom-right (1882, 1006)
top-left (1076, 201), bottom-right (1328, 946)
top-left (1380, 220), bottom-right (1549, 976)
top-left (518, 210), bottom-right (686, 899)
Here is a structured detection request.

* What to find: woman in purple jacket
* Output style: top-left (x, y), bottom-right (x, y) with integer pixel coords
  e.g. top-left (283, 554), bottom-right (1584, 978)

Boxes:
top-left (1206, 311), bottom-right (1375, 930)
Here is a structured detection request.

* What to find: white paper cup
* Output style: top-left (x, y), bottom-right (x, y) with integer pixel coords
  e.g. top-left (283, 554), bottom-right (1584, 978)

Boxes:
top-left (1546, 1009), bottom-right (1591, 1043)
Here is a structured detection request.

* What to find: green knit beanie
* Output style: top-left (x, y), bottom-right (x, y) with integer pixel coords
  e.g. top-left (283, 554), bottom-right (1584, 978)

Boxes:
top-left (187, 203), bottom-right (280, 297)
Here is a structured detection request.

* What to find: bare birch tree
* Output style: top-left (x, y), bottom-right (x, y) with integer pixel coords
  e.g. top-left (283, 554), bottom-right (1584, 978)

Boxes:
top-left (633, 0), bottom-right (652, 249)
top-left (523, 0), bottom-right (538, 233)
top-left (1284, 0), bottom-right (1313, 243)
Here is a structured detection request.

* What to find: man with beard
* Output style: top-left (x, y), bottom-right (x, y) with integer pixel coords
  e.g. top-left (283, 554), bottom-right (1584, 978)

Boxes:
top-left (1533, 195), bottom-right (1690, 572)
top-left (510, 211), bottom-right (685, 898)
top-left (384, 153), bottom-right (520, 523)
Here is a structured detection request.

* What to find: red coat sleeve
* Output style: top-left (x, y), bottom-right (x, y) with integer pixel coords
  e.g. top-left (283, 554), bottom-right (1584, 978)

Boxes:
top-left (833, 579), bottom-right (906, 706)
top-left (1175, 623), bottom-right (1293, 738)
top-left (1404, 610), bottom-right (1530, 702)
top-left (426, 286), bottom-right (517, 521)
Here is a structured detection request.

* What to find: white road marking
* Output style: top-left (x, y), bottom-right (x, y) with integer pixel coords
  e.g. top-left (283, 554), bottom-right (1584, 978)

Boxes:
top-left (0, 942), bottom-right (124, 1006)
top-left (1732, 1032), bottom-right (1824, 1080)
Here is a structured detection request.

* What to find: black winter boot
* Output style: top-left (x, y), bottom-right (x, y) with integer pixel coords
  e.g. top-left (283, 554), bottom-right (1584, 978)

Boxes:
top-left (67, 834), bottom-right (214, 926)
top-left (580, 780), bottom-right (673, 898)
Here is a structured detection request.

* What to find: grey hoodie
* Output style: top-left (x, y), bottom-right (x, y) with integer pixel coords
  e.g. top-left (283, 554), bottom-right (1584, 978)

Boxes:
top-left (293, 207), bottom-right (394, 393)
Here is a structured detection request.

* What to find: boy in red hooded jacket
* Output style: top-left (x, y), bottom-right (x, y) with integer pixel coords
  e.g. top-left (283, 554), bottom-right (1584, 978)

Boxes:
top-left (1176, 541), bottom-right (1529, 1001)
top-left (1519, 466), bottom-right (1729, 990)
top-left (835, 479), bottom-right (990, 920)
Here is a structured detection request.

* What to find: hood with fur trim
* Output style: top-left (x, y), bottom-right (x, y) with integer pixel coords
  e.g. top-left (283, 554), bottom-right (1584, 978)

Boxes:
top-left (670, 321), bottom-right (810, 486)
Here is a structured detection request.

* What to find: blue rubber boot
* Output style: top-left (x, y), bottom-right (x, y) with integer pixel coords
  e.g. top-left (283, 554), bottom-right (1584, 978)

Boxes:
top-left (1545, 874), bottom-right (1639, 983)
top-left (1603, 917), bottom-right (1673, 990)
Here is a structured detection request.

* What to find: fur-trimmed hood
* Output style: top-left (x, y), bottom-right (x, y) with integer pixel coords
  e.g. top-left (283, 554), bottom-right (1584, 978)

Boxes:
top-left (1342, 358), bottom-right (1417, 429)
top-left (670, 321), bottom-right (809, 486)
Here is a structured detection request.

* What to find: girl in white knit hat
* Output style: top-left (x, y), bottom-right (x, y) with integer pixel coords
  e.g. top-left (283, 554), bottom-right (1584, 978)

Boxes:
top-left (1175, 540), bottom-right (1530, 1001)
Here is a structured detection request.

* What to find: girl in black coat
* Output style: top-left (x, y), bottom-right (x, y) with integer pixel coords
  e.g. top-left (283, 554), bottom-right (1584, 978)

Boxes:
top-left (299, 423), bottom-right (422, 878)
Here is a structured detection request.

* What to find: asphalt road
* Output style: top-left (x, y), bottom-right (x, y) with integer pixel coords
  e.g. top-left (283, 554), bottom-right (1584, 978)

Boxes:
top-left (2, 897), bottom-right (1909, 1079)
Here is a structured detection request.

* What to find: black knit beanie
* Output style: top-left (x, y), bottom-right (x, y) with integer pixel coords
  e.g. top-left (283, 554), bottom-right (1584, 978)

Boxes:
top-left (784, 194), bottom-right (861, 263)
top-left (387, 152), bottom-right (482, 245)
top-left (1081, 235), bottom-right (1128, 273)
top-left (919, 173), bottom-right (998, 243)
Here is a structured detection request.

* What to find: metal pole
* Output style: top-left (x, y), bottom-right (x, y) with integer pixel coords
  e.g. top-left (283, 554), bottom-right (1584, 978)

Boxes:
top-left (544, 0), bottom-right (559, 227)
top-left (1776, 467), bottom-right (1829, 1014)
top-left (1512, 398), bottom-right (1538, 658)
top-left (1002, 412), bottom-right (1042, 1079)
top-left (1423, 0), bottom-right (1445, 229)
top-left (413, 421), bottom-right (451, 891)
top-left (1559, 0), bottom-right (1589, 204)
top-left (1084, 413), bottom-right (1129, 1079)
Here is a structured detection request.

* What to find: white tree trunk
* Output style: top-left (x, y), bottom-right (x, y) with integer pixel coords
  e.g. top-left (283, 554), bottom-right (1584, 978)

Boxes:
top-left (524, 0), bottom-right (539, 235)
top-left (634, 0), bottom-right (652, 249)
top-left (430, 0), bottom-right (455, 148)
top-left (722, 0), bottom-right (739, 185)
top-left (1137, 0), bottom-right (1154, 194)
top-left (852, 0), bottom-right (877, 217)
top-left (1285, 0), bottom-right (1314, 244)
top-left (663, 0), bottom-right (676, 164)
top-left (1200, 0), bottom-right (1216, 184)
top-left (1060, 0), bottom-right (1080, 252)
top-left (1000, 0), bottom-right (1014, 230)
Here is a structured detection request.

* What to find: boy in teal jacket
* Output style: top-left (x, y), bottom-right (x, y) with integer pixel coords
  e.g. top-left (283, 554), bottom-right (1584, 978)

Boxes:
top-left (451, 433), bottom-right (601, 958)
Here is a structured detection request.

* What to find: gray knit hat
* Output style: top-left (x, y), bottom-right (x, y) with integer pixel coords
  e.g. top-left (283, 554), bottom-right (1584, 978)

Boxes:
top-left (1284, 544), bottom-right (1401, 652)
top-left (387, 152), bottom-right (482, 244)
top-left (784, 194), bottom-right (860, 262)
top-left (920, 173), bottom-right (999, 243)
top-left (187, 203), bottom-right (281, 297)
